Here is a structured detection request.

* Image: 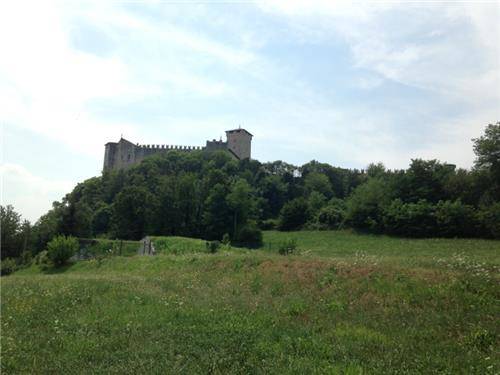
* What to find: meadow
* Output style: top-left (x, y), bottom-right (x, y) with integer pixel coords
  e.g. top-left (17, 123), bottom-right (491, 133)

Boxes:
top-left (2, 231), bottom-right (499, 374)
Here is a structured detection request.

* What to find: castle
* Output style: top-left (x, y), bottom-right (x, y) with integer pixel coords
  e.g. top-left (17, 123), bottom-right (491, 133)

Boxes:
top-left (103, 128), bottom-right (253, 171)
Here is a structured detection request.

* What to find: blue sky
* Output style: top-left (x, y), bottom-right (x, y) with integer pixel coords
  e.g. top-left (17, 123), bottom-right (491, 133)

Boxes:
top-left (1, 1), bottom-right (499, 222)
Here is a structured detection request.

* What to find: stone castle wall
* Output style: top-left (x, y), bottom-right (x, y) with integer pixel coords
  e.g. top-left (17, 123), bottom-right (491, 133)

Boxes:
top-left (103, 128), bottom-right (252, 172)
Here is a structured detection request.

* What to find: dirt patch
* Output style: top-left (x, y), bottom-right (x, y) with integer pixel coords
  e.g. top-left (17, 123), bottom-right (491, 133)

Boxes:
top-left (337, 266), bottom-right (376, 278)
top-left (258, 259), bottom-right (332, 285)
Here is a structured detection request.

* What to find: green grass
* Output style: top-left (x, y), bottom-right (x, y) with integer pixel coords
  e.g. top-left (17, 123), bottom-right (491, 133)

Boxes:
top-left (151, 236), bottom-right (210, 255)
top-left (77, 238), bottom-right (140, 258)
top-left (263, 230), bottom-right (500, 266)
top-left (2, 231), bottom-right (499, 374)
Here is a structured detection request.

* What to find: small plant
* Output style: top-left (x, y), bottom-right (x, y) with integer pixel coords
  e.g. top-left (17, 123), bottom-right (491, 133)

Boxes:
top-left (1, 258), bottom-right (17, 276)
top-left (278, 238), bottom-right (297, 255)
top-left (20, 250), bottom-right (32, 266)
top-left (260, 219), bottom-right (278, 230)
top-left (206, 240), bottom-right (220, 254)
top-left (235, 221), bottom-right (263, 247)
top-left (221, 233), bottom-right (231, 246)
top-left (465, 328), bottom-right (495, 352)
top-left (34, 250), bottom-right (50, 270)
top-left (46, 235), bottom-right (79, 267)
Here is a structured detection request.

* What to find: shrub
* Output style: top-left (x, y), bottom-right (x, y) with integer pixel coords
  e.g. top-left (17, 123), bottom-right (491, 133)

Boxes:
top-left (34, 250), bottom-right (49, 265)
top-left (279, 198), bottom-right (309, 231)
top-left (435, 200), bottom-right (477, 237)
top-left (307, 191), bottom-right (327, 217)
top-left (206, 240), bottom-right (220, 254)
top-left (46, 235), bottom-right (78, 267)
top-left (20, 250), bottom-right (33, 266)
top-left (478, 202), bottom-right (500, 238)
top-left (1, 258), bottom-right (17, 276)
top-left (345, 178), bottom-right (391, 232)
top-left (236, 221), bottom-right (263, 247)
top-left (278, 238), bottom-right (297, 255)
top-left (221, 233), bottom-right (231, 246)
top-left (317, 204), bottom-right (345, 229)
top-left (260, 219), bottom-right (278, 230)
top-left (383, 199), bottom-right (436, 237)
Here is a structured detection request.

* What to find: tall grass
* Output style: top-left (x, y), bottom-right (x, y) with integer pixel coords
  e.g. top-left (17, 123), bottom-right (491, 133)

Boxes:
top-left (2, 231), bottom-right (499, 373)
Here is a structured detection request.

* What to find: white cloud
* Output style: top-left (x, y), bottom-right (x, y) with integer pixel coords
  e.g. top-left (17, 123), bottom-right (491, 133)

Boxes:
top-left (0, 1), bottom-right (149, 157)
top-left (255, 1), bottom-right (499, 167)
top-left (258, 2), bottom-right (499, 102)
top-left (0, 0), bottom-right (498, 223)
top-left (76, 2), bottom-right (257, 68)
top-left (0, 1), bottom-right (251, 158)
top-left (1, 163), bottom-right (74, 223)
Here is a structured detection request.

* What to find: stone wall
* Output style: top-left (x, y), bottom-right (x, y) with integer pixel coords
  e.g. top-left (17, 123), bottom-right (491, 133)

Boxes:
top-left (103, 129), bottom-right (252, 172)
top-left (226, 129), bottom-right (252, 159)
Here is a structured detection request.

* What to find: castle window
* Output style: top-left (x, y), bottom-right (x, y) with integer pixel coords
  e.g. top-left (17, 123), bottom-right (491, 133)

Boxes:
top-left (127, 154), bottom-right (131, 161)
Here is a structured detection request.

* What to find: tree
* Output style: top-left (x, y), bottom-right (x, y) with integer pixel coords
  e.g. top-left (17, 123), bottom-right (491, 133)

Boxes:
top-left (32, 203), bottom-right (63, 253)
top-left (279, 198), bottom-right (309, 231)
top-left (478, 202), bottom-right (500, 238)
top-left (260, 175), bottom-right (287, 219)
top-left (307, 191), bottom-right (327, 218)
top-left (345, 178), bottom-right (392, 232)
top-left (366, 162), bottom-right (386, 178)
top-left (304, 172), bottom-right (333, 199)
top-left (473, 122), bottom-right (500, 201)
top-left (0, 205), bottom-right (23, 259)
top-left (92, 203), bottom-right (112, 236)
top-left (111, 186), bottom-right (158, 240)
top-left (435, 200), bottom-right (477, 237)
top-left (473, 122), bottom-right (500, 177)
top-left (203, 184), bottom-right (232, 240)
top-left (235, 220), bottom-right (263, 247)
top-left (46, 235), bottom-right (78, 267)
top-left (383, 199), bottom-right (437, 237)
top-left (227, 179), bottom-right (256, 239)
top-left (25, 130), bottom-right (500, 242)
top-left (316, 199), bottom-right (346, 229)
top-left (403, 159), bottom-right (455, 203)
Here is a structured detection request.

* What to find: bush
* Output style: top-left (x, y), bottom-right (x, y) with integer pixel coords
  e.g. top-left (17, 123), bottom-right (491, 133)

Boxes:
top-left (317, 204), bottom-right (345, 229)
top-left (260, 219), bottom-right (279, 230)
top-left (236, 221), bottom-right (263, 247)
top-left (34, 250), bottom-right (49, 265)
top-left (1, 258), bottom-right (17, 276)
top-left (478, 202), bottom-right (500, 238)
top-left (46, 235), bottom-right (78, 267)
top-left (383, 199), bottom-right (436, 237)
top-left (307, 191), bottom-right (327, 217)
top-left (435, 200), bottom-right (477, 237)
top-left (206, 240), bottom-right (220, 253)
top-left (345, 178), bottom-right (390, 232)
top-left (20, 250), bottom-right (32, 266)
top-left (278, 238), bottom-right (297, 255)
top-left (279, 198), bottom-right (309, 231)
top-left (221, 233), bottom-right (231, 246)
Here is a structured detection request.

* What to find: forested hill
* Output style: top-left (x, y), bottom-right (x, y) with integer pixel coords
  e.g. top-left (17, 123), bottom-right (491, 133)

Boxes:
top-left (33, 151), bottom-right (369, 246)
top-left (3, 123), bottom-right (498, 259)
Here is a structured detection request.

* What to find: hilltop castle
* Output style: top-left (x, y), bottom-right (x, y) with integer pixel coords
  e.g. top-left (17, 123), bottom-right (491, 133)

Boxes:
top-left (103, 128), bottom-right (253, 171)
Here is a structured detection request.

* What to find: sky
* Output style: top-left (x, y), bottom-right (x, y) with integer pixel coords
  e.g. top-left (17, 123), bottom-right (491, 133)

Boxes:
top-left (1, 1), bottom-right (499, 223)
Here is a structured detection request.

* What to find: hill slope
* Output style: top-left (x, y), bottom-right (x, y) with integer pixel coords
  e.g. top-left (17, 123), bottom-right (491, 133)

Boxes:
top-left (2, 231), bottom-right (499, 373)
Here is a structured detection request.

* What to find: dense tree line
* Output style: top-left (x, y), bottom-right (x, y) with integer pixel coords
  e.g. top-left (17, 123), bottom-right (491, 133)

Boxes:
top-left (2, 122), bottom-right (499, 263)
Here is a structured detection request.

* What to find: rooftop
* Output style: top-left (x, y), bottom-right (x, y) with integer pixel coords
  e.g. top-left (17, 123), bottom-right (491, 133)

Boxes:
top-left (225, 128), bottom-right (253, 137)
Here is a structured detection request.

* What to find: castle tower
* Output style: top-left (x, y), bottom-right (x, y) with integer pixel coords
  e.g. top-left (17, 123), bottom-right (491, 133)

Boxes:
top-left (103, 142), bottom-right (118, 171)
top-left (103, 138), bottom-right (137, 171)
top-left (225, 128), bottom-right (253, 160)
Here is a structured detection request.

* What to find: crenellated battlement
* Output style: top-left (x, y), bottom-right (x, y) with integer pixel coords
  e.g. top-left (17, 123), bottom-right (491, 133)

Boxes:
top-left (103, 128), bottom-right (252, 172)
top-left (137, 144), bottom-right (205, 151)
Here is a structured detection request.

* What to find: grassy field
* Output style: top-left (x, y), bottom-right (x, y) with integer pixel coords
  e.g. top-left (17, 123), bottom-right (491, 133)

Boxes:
top-left (77, 238), bottom-right (140, 258)
top-left (2, 231), bottom-right (499, 374)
